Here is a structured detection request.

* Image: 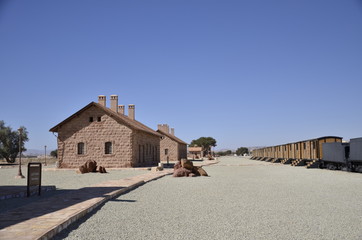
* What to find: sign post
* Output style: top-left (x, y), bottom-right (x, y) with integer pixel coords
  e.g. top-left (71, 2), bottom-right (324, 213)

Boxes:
top-left (27, 162), bottom-right (42, 197)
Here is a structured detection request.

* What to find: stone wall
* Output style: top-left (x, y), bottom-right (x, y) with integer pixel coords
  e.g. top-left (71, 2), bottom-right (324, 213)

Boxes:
top-left (178, 144), bottom-right (187, 160)
top-left (159, 135), bottom-right (188, 162)
top-left (132, 131), bottom-right (160, 167)
top-left (57, 105), bottom-right (134, 168)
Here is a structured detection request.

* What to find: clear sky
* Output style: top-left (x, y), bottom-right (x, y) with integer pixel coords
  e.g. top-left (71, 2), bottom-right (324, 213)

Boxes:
top-left (0, 0), bottom-right (361, 151)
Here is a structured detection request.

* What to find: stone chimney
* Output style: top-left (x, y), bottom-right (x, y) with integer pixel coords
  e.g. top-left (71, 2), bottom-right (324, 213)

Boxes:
top-left (110, 95), bottom-right (118, 113)
top-left (157, 124), bottom-right (169, 133)
top-left (118, 105), bottom-right (125, 115)
top-left (98, 95), bottom-right (106, 107)
top-left (128, 104), bottom-right (135, 120)
top-left (171, 128), bottom-right (175, 135)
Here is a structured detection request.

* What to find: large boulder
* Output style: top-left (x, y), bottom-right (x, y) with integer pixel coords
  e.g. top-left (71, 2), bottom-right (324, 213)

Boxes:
top-left (78, 165), bottom-right (88, 174)
top-left (78, 160), bottom-right (97, 174)
top-left (181, 159), bottom-right (194, 171)
top-left (84, 160), bottom-right (97, 172)
top-left (173, 160), bottom-right (209, 177)
top-left (197, 167), bottom-right (208, 176)
top-left (174, 161), bottom-right (182, 170)
top-left (98, 166), bottom-right (107, 173)
top-left (173, 167), bottom-right (191, 177)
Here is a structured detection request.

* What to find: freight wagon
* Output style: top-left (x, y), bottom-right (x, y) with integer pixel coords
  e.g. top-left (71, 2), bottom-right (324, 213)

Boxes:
top-left (321, 137), bottom-right (362, 172)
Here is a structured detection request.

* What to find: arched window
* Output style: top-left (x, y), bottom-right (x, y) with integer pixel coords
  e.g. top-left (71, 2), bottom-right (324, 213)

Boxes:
top-left (78, 142), bottom-right (85, 155)
top-left (105, 142), bottom-right (112, 154)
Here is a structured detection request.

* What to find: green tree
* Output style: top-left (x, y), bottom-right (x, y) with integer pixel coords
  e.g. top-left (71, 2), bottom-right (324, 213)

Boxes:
top-left (236, 147), bottom-right (249, 156)
top-left (190, 137), bottom-right (217, 155)
top-left (0, 121), bottom-right (29, 163)
top-left (217, 150), bottom-right (233, 156)
top-left (50, 149), bottom-right (58, 158)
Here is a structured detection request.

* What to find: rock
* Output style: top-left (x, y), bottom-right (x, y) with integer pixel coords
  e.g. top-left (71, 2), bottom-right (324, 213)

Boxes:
top-left (191, 166), bottom-right (201, 176)
top-left (173, 167), bottom-right (191, 177)
top-left (98, 166), bottom-right (107, 173)
top-left (174, 161), bottom-right (182, 170)
top-left (78, 160), bottom-right (97, 174)
top-left (78, 165), bottom-right (88, 174)
top-left (197, 167), bottom-right (208, 176)
top-left (181, 159), bottom-right (194, 170)
top-left (84, 160), bottom-right (97, 172)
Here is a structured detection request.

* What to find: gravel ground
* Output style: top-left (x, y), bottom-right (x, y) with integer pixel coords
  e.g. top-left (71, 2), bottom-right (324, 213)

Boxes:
top-left (54, 156), bottom-right (362, 240)
top-left (0, 165), bottom-right (148, 213)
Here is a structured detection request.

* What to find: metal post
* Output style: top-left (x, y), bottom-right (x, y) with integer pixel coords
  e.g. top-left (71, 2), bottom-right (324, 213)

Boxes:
top-left (15, 128), bottom-right (25, 179)
top-left (44, 145), bottom-right (47, 166)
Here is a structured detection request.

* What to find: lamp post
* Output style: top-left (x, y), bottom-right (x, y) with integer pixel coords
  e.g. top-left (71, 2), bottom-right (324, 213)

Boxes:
top-left (44, 145), bottom-right (47, 166)
top-left (15, 128), bottom-right (25, 179)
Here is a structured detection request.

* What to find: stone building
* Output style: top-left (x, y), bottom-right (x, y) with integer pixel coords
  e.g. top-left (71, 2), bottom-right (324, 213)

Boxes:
top-left (49, 95), bottom-right (162, 168)
top-left (188, 147), bottom-right (203, 159)
top-left (157, 124), bottom-right (187, 163)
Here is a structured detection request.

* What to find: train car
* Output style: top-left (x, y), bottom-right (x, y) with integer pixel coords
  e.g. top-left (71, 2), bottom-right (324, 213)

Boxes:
top-left (348, 137), bottom-right (362, 172)
top-left (320, 142), bottom-right (347, 170)
top-left (251, 136), bottom-right (343, 165)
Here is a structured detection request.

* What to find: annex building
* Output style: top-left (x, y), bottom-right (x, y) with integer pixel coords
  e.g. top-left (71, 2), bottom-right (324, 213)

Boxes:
top-left (49, 95), bottom-right (162, 168)
top-left (157, 124), bottom-right (187, 163)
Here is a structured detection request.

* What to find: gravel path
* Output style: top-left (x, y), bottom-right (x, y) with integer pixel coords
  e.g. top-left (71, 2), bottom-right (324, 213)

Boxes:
top-left (54, 156), bottom-right (362, 240)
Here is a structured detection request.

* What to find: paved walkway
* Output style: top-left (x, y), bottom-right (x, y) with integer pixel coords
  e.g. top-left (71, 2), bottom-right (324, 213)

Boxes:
top-left (0, 186), bottom-right (57, 200)
top-left (0, 169), bottom-right (173, 240)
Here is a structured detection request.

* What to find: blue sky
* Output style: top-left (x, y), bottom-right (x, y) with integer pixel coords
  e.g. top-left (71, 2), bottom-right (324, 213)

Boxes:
top-left (0, 0), bottom-right (361, 151)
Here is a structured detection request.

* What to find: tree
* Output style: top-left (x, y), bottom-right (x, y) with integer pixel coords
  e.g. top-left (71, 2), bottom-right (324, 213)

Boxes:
top-left (236, 147), bottom-right (249, 156)
top-left (217, 150), bottom-right (233, 156)
top-left (0, 121), bottom-right (29, 163)
top-left (190, 137), bottom-right (217, 155)
top-left (50, 149), bottom-right (58, 158)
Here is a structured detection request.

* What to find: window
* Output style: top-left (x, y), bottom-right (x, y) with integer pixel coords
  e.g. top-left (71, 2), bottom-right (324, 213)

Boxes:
top-left (105, 142), bottom-right (112, 154)
top-left (97, 116), bottom-right (101, 122)
top-left (89, 117), bottom-right (93, 122)
top-left (312, 142), bottom-right (316, 149)
top-left (303, 143), bottom-right (306, 150)
top-left (77, 142), bottom-right (85, 155)
top-left (296, 144), bottom-right (298, 150)
top-left (165, 149), bottom-right (168, 155)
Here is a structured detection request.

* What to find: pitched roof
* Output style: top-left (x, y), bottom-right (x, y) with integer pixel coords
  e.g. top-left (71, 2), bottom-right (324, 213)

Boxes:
top-left (49, 102), bottom-right (162, 137)
top-left (188, 147), bottom-right (203, 151)
top-left (157, 129), bottom-right (188, 145)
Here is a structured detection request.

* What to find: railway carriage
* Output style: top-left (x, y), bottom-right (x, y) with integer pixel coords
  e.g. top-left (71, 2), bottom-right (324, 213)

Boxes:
top-left (252, 136), bottom-right (343, 168)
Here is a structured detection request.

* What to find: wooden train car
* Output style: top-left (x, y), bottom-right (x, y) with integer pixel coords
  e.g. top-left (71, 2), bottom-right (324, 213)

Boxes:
top-left (251, 136), bottom-right (342, 167)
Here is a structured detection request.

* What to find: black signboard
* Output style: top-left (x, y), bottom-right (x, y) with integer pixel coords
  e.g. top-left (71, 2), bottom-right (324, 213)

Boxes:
top-left (27, 162), bottom-right (42, 197)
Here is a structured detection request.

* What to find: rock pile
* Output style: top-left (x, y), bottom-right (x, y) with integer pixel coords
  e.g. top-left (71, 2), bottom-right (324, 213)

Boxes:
top-left (173, 159), bottom-right (208, 177)
top-left (78, 160), bottom-right (107, 174)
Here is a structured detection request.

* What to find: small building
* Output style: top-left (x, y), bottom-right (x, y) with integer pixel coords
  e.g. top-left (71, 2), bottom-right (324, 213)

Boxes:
top-left (188, 147), bottom-right (203, 159)
top-left (157, 124), bottom-right (187, 163)
top-left (49, 95), bottom-right (162, 168)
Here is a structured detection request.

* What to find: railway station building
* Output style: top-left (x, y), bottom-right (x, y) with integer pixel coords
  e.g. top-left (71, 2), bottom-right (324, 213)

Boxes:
top-left (49, 95), bottom-right (162, 168)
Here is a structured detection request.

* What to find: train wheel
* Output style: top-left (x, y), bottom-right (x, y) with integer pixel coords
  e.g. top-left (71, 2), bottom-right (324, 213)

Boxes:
top-left (326, 163), bottom-right (337, 170)
top-left (319, 161), bottom-right (324, 169)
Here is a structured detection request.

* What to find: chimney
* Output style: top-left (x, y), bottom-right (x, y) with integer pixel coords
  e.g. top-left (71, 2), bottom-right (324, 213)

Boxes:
top-left (110, 95), bottom-right (118, 113)
top-left (171, 128), bottom-right (175, 135)
top-left (157, 124), bottom-right (169, 133)
top-left (98, 95), bottom-right (106, 107)
top-left (128, 104), bottom-right (135, 120)
top-left (118, 105), bottom-right (125, 115)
